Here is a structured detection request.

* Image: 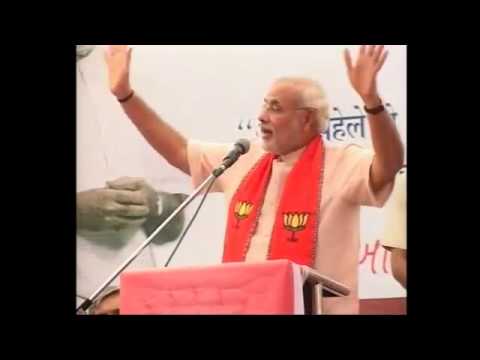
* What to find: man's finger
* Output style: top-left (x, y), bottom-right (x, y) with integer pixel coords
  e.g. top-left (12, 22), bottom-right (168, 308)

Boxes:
top-left (344, 49), bottom-right (353, 72)
top-left (111, 189), bottom-right (147, 205)
top-left (373, 45), bottom-right (384, 62)
top-left (107, 177), bottom-right (145, 191)
top-left (127, 47), bottom-right (133, 66)
top-left (103, 201), bottom-right (147, 216)
top-left (367, 45), bottom-right (375, 56)
top-left (112, 204), bottom-right (150, 217)
top-left (360, 45), bottom-right (366, 55)
top-left (106, 216), bottom-right (146, 231)
top-left (377, 50), bottom-right (389, 71)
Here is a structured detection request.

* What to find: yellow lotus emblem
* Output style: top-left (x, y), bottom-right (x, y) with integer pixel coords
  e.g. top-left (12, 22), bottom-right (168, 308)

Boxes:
top-left (233, 201), bottom-right (254, 228)
top-left (283, 212), bottom-right (309, 241)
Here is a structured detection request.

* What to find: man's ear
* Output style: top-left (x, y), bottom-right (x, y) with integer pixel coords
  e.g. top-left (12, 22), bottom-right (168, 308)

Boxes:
top-left (303, 111), bottom-right (316, 132)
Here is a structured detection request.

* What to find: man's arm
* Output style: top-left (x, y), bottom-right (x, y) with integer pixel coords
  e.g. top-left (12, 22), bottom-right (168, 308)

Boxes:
top-left (120, 95), bottom-right (190, 175)
top-left (344, 45), bottom-right (404, 192)
top-left (104, 45), bottom-right (190, 175)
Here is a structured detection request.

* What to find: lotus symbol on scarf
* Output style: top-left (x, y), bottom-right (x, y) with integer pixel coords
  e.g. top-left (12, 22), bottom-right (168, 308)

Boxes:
top-left (283, 212), bottom-right (309, 241)
top-left (233, 201), bottom-right (254, 228)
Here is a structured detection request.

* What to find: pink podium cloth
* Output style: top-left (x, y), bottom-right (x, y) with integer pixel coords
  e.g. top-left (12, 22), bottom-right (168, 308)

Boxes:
top-left (120, 259), bottom-right (304, 314)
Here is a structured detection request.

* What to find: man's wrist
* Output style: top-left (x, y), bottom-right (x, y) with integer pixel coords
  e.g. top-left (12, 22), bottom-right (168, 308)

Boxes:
top-left (362, 95), bottom-right (382, 109)
top-left (117, 89), bottom-right (135, 103)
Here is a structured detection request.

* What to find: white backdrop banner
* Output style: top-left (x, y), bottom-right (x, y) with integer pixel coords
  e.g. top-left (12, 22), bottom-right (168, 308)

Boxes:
top-left (77, 45), bottom-right (406, 299)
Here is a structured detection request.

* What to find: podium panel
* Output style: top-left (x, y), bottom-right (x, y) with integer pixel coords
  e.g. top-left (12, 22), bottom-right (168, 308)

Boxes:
top-left (120, 259), bottom-right (349, 315)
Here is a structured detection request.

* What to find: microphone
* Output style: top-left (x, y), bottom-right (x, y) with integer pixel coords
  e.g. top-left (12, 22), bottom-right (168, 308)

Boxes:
top-left (212, 139), bottom-right (250, 177)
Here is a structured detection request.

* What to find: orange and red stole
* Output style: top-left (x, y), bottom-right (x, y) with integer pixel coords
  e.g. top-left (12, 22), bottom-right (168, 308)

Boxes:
top-left (222, 135), bottom-right (325, 267)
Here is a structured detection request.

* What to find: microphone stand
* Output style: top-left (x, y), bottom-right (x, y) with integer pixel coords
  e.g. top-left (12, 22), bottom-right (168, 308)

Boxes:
top-left (76, 173), bottom-right (219, 314)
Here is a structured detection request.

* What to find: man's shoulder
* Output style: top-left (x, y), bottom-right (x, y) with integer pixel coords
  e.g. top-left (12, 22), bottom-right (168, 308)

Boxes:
top-left (324, 140), bottom-right (372, 159)
top-left (190, 138), bottom-right (262, 152)
top-left (187, 139), bottom-right (231, 158)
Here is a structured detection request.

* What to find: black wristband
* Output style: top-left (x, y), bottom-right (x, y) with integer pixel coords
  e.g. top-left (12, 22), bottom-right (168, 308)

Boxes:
top-left (364, 103), bottom-right (385, 115)
top-left (118, 90), bottom-right (134, 103)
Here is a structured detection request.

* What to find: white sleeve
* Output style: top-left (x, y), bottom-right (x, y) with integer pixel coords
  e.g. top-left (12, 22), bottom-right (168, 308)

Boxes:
top-left (382, 171), bottom-right (406, 250)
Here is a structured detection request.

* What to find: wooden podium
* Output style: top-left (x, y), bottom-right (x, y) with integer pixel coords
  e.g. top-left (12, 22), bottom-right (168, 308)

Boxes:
top-left (119, 259), bottom-right (349, 315)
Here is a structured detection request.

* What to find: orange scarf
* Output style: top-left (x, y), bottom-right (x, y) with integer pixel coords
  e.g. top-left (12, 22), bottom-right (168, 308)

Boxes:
top-left (222, 135), bottom-right (325, 267)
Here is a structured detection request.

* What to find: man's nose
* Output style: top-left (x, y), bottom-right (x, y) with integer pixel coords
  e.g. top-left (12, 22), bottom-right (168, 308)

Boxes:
top-left (258, 110), bottom-right (269, 124)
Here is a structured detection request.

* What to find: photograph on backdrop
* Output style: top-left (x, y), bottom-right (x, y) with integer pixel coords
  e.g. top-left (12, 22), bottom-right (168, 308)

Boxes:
top-left (76, 45), bottom-right (189, 314)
